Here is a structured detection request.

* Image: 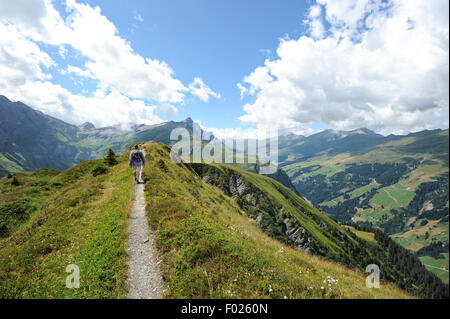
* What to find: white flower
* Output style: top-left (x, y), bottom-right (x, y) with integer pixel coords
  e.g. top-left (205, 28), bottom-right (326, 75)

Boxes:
top-left (321, 286), bottom-right (324, 289)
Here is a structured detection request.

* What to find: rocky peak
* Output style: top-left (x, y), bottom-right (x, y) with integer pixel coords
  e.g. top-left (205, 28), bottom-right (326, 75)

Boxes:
top-left (79, 122), bottom-right (95, 131)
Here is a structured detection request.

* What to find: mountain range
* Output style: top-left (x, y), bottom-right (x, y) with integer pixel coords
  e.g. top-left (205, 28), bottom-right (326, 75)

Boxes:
top-left (1, 94), bottom-right (448, 285)
top-left (277, 126), bottom-right (449, 282)
top-left (1, 140), bottom-right (447, 298)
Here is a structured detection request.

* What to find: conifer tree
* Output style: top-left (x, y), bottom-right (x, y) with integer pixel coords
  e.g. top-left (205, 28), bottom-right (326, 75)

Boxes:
top-left (104, 148), bottom-right (118, 166)
top-left (11, 176), bottom-right (19, 186)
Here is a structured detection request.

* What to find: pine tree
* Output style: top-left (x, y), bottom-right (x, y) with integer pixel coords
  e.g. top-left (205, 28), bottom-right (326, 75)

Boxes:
top-left (11, 176), bottom-right (19, 186)
top-left (104, 148), bottom-right (118, 166)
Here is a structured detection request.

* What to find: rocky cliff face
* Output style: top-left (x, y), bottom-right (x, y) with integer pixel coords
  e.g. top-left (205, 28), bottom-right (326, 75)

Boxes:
top-left (189, 163), bottom-right (326, 253)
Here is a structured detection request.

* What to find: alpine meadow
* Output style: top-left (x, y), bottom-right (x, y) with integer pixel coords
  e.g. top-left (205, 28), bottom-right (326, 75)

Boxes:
top-left (0, 0), bottom-right (448, 309)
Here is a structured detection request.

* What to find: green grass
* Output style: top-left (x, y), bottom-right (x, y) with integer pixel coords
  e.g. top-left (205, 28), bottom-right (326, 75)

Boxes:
top-left (321, 181), bottom-right (380, 207)
top-left (342, 226), bottom-right (376, 246)
top-left (419, 256), bottom-right (449, 283)
top-left (0, 153), bottom-right (134, 298)
top-left (0, 141), bottom-right (415, 299)
top-left (0, 153), bottom-right (24, 172)
top-left (141, 142), bottom-right (411, 299)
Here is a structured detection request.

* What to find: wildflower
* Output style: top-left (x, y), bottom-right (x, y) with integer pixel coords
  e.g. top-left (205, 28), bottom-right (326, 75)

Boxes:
top-left (321, 286), bottom-right (324, 289)
top-left (284, 296), bottom-right (288, 299)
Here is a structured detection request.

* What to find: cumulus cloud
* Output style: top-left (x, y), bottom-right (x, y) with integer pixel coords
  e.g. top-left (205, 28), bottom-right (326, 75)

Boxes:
top-left (0, 23), bottom-right (54, 87)
top-left (304, 5), bottom-right (325, 40)
top-left (238, 0), bottom-right (449, 135)
top-left (0, 26), bottom-right (163, 128)
top-left (0, 0), bottom-right (216, 128)
top-left (188, 77), bottom-right (221, 102)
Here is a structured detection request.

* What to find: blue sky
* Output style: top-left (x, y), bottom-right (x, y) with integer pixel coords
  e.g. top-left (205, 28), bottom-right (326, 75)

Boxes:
top-left (0, 0), bottom-right (448, 136)
top-left (51, 0), bottom-right (311, 129)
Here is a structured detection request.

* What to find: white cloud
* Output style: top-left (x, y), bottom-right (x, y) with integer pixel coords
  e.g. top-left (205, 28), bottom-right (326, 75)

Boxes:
top-left (58, 45), bottom-right (67, 58)
top-left (237, 83), bottom-right (247, 99)
top-left (0, 0), bottom-right (218, 128)
top-left (0, 23), bottom-right (54, 88)
top-left (304, 5), bottom-right (325, 40)
top-left (238, 0), bottom-right (449, 135)
top-left (0, 25), bottom-right (163, 128)
top-left (159, 103), bottom-right (178, 118)
top-left (5, 78), bottom-right (164, 129)
top-left (62, 0), bottom-right (187, 104)
top-left (188, 77), bottom-right (221, 102)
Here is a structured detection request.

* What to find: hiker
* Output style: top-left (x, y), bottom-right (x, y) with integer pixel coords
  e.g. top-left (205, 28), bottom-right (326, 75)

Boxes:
top-left (129, 145), bottom-right (145, 184)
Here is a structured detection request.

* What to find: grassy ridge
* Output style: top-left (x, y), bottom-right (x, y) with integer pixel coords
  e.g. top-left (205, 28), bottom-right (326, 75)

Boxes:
top-left (0, 141), bottom-right (414, 299)
top-left (0, 153), bottom-right (134, 298)
top-left (141, 142), bottom-right (410, 298)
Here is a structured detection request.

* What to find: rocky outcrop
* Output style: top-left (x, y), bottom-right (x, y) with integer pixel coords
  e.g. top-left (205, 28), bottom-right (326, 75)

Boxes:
top-left (187, 163), bottom-right (322, 253)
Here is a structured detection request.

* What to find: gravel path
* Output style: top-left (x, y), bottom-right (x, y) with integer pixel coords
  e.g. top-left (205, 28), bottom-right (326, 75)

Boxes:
top-left (126, 183), bottom-right (164, 299)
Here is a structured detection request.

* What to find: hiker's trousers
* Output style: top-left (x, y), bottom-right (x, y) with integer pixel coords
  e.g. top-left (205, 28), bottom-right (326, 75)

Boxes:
top-left (132, 164), bottom-right (143, 181)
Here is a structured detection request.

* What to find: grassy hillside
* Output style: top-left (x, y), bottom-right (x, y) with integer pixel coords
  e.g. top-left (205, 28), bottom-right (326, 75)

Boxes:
top-left (141, 142), bottom-right (411, 298)
top-left (0, 154), bottom-right (134, 298)
top-left (280, 129), bottom-right (449, 282)
top-left (2, 141), bottom-right (444, 299)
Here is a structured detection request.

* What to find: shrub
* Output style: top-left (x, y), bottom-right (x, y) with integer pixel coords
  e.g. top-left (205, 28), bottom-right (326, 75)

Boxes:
top-left (11, 177), bottom-right (19, 186)
top-left (92, 164), bottom-right (108, 177)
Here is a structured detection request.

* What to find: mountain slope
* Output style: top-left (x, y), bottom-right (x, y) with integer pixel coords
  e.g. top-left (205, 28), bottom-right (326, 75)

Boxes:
top-left (0, 96), bottom-right (208, 177)
top-left (1, 142), bottom-right (415, 299)
top-left (185, 161), bottom-right (447, 298)
top-left (0, 95), bottom-right (84, 176)
top-left (141, 142), bottom-right (415, 298)
top-left (0, 156), bottom-right (134, 298)
top-left (279, 128), bottom-right (449, 282)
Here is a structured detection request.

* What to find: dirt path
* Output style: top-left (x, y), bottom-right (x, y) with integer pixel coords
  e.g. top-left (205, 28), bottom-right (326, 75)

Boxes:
top-left (126, 183), bottom-right (164, 299)
top-left (423, 264), bottom-right (449, 272)
top-left (383, 188), bottom-right (398, 203)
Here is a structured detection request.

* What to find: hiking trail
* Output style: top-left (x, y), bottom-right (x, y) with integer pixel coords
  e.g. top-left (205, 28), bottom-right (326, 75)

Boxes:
top-left (126, 183), bottom-right (164, 299)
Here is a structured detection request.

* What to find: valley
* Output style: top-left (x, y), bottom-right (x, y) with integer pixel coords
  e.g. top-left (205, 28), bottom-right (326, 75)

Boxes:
top-left (1, 97), bottom-right (448, 296)
top-left (279, 129), bottom-right (449, 282)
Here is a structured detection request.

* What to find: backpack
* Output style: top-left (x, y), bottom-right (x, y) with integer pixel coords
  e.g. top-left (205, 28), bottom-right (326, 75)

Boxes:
top-left (132, 151), bottom-right (142, 163)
